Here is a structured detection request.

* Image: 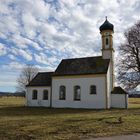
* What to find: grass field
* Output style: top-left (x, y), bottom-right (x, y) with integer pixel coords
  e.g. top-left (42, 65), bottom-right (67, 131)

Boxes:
top-left (0, 97), bottom-right (140, 140)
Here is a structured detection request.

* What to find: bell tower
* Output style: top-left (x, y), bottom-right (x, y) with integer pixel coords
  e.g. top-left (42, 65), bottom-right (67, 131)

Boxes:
top-left (99, 17), bottom-right (114, 89)
top-left (100, 17), bottom-right (114, 59)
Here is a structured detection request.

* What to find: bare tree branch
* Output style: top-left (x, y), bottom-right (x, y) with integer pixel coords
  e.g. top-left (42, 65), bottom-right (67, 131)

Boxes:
top-left (16, 64), bottom-right (38, 92)
top-left (117, 21), bottom-right (140, 90)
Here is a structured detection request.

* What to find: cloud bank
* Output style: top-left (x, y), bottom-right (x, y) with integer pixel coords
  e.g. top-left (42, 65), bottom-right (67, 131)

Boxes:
top-left (0, 0), bottom-right (140, 91)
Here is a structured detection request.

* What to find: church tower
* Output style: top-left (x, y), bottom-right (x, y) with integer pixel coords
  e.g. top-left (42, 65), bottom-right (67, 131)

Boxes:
top-left (99, 17), bottom-right (114, 89)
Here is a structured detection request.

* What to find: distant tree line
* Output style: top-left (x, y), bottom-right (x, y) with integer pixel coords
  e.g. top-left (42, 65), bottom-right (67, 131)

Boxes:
top-left (0, 91), bottom-right (25, 97)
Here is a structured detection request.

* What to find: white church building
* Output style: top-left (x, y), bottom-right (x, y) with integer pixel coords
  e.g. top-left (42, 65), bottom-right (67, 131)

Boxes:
top-left (26, 18), bottom-right (128, 109)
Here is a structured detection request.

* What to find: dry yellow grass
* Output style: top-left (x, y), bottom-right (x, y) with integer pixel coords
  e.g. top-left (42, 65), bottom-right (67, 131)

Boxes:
top-left (0, 96), bottom-right (25, 107)
top-left (0, 97), bottom-right (140, 140)
top-left (129, 98), bottom-right (140, 108)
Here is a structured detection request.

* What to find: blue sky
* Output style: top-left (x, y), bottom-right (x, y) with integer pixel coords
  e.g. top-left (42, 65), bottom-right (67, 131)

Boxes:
top-left (0, 0), bottom-right (140, 92)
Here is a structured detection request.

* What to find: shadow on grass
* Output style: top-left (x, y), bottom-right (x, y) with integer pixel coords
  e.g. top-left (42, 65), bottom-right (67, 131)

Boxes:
top-left (0, 105), bottom-right (140, 117)
top-left (0, 106), bottom-right (98, 117)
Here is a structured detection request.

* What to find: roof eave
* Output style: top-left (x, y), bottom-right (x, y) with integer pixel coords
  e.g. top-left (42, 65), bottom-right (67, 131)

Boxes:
top-left (53, 72), bottom-right (107, 77)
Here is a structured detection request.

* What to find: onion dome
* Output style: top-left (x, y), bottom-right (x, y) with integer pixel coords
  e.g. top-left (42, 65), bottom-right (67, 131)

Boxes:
top-left (99, 17), bottom-right (114, 32)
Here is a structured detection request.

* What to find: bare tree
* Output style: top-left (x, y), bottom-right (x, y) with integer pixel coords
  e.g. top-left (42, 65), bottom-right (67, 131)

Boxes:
top-left (117, 21), bottom-right (140, 90)
top-left (17, 64), bottom-right (38, 92)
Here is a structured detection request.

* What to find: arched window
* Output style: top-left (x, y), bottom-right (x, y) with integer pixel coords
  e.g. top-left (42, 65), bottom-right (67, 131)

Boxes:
top-left (43, 90), bottom-right (48, 100)
top-left (106, 38), bottom-right (109, 45)
top-left (74, 86), bottom-right (81, 101)
top-left (59, 86), bottom-right (66, 100)
top-left (90, 85), bottom-right (96, 94)
top-left (32, 90), bottom-right (37, 100)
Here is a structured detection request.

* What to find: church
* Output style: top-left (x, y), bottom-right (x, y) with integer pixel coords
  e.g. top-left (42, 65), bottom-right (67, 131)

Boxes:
top-left (26, 18), bottom-right (128, 109)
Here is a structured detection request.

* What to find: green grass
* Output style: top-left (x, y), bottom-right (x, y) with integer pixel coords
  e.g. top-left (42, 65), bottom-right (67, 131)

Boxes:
top-left (0, 97), bottom-right (140, 140)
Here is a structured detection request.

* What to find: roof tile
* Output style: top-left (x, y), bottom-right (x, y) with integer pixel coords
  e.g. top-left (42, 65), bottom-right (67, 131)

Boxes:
top-left (54, 56), bottom-right (110, 76)
top-left (27, 72), bottom-right (53, 87)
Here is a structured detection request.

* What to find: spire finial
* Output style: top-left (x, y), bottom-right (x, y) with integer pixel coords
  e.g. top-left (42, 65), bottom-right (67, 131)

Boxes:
top-left (105, 16), bottom-right (107, 20)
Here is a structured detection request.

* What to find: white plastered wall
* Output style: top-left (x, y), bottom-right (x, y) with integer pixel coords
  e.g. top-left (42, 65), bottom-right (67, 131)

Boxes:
top-left (102, 50), bottom-right (114, 60)
top-left (106, 62), bottom-right (113, 109)
top-left (111, 94), bottom-right (128, 108)
top-left (26, 86), bottom-right (51, 107)
top-left (52, 76), bottom-right (107, 109)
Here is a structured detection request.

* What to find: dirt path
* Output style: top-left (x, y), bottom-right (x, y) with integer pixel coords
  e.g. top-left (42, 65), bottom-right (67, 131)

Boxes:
top-left (87, 134), bottom-right (140, 140)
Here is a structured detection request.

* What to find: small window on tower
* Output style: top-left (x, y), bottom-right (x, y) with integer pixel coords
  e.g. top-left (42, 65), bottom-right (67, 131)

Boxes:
top-left (106, 38), bottom-right (109, 45)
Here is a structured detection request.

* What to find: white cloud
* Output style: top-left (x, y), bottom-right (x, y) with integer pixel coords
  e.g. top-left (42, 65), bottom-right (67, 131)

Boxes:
top-left (34, 52), bottom-right (58, 68)
top-left (8, 54), bottom-right (17, 60)
top-left (0, 43), bottom-right (7, 56)
top-left (10, 47), bottom-right (32, 61)
top-left (8, 61), bottom-right (25, 70)
top-left (0, 61), bottom-right (23, 88)
top-left (19, 49), bottom-right (32, 61)
top-left (0, 0), bottom-right (140, 91)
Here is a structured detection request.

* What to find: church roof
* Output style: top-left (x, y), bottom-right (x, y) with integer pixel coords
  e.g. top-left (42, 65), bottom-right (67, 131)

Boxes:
top-left (99, 18), bottom-right (114, 32)
top-left (111, 87), bottom-right (128, 94)
top-left (26, 72), bottom-right (54, 87)
top-left (27, 56), bottom-right (110, 87)
top-left (54, 56), bottom-right (110, 76)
